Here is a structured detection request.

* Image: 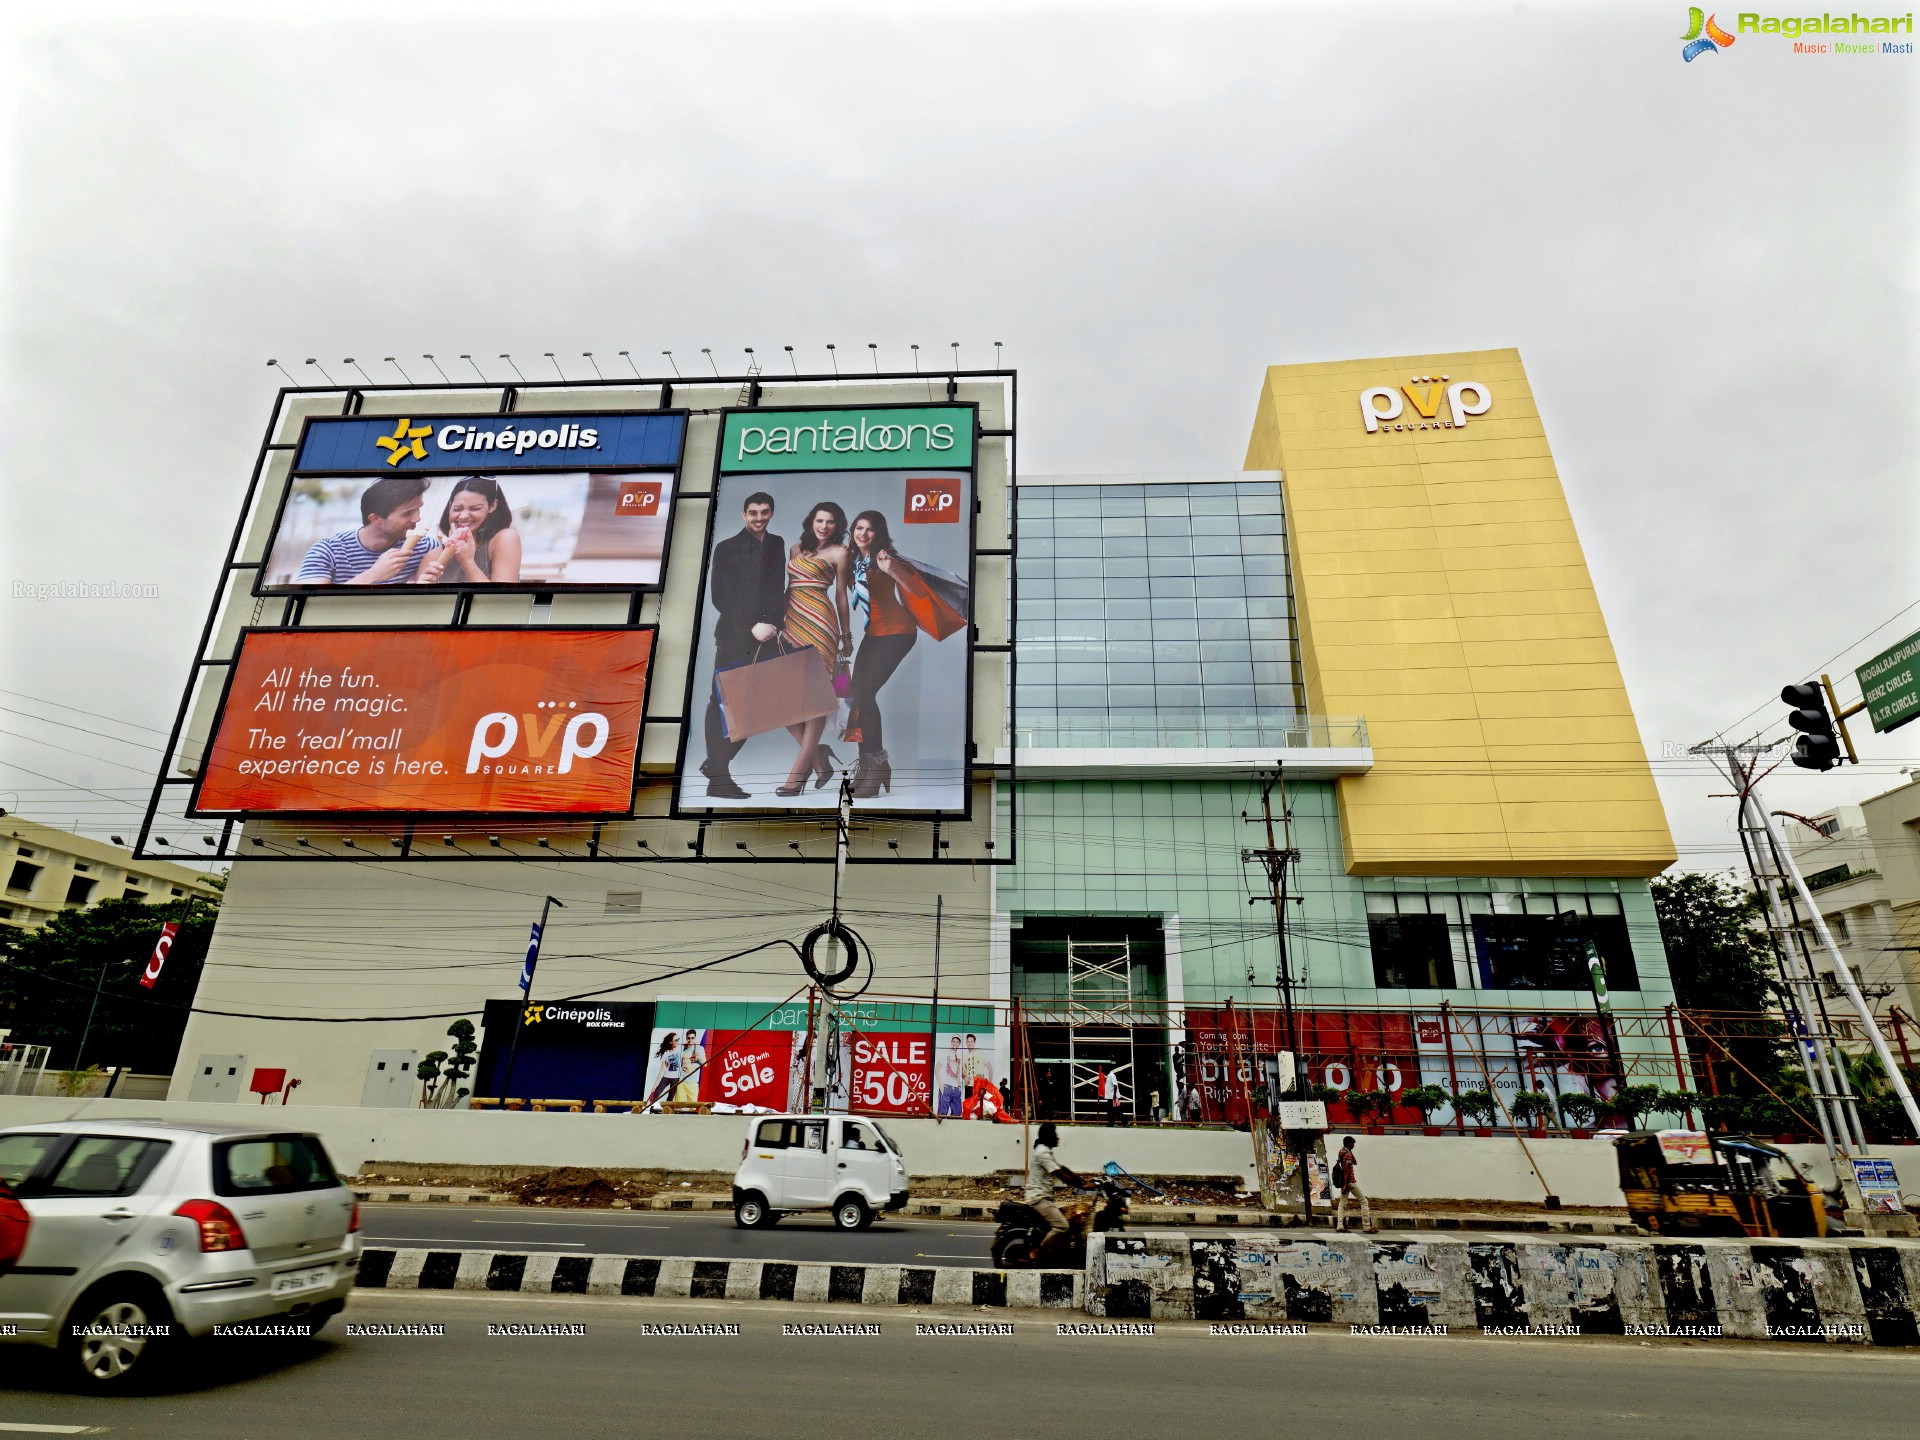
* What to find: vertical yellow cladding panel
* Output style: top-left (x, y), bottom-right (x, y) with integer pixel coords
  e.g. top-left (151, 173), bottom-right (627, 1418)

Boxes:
top-left (1247, 349), bottom-right (1675, 877)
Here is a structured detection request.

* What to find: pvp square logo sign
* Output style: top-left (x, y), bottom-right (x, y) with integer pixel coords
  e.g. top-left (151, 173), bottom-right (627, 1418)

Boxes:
top-left (616, 481), bottom-right (664, 516)
top-left (903, 476), bottom-right (961, 523)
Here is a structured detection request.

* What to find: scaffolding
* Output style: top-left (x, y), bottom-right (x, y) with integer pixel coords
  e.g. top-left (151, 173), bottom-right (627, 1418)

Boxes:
top-left (1065, 937), bottom-right (1136, 1121)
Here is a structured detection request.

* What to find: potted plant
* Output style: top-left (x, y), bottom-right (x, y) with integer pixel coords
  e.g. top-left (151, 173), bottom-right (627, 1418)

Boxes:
top-left (1402, 1084), bottom-right (1452, 1136)
top-left (1509, 1090), bottom-right (1555, 1136)
top-left (1557, 1092), bottom-right (1598, 1137)
top-left (1344, 1088), bottom-right (1390, 1134)
top-left (1453, 1089), bottom-right (1497, 1137)
top-left (1612, 1084), bottom-right (1666, 1132)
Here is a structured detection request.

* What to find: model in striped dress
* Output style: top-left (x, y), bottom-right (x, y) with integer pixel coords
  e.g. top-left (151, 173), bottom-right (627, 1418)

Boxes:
top-left (777, 502), bottom-right (852, 796)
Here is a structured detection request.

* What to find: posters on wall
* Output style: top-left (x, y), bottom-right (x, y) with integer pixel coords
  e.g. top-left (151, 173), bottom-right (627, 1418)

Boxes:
top-left (676, 405), bottom-right (977, 816)
top-left (192, 628), bottom-right (655, 816)
top-left (262, 411), bottom-right (687, 594)
top-left (262, 473), bottom-right (676, 591)
top-left (1179, 1007), bottom-right (1624, 1128)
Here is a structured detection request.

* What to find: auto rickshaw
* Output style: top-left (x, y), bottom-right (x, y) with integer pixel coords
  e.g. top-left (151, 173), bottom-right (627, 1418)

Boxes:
top-left (1614, 1130), bottom-right (1826, 1238)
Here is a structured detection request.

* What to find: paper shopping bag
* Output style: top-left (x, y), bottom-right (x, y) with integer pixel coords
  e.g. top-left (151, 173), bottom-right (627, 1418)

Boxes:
top-left (715, 645), bottom-right (837, 740)
top-left (890, 557), bottom-right (969, 641)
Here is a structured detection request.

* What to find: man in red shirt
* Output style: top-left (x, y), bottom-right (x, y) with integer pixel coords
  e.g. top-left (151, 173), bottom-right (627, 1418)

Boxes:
top-left (1333, 1135), bottom-right (1376, 1233)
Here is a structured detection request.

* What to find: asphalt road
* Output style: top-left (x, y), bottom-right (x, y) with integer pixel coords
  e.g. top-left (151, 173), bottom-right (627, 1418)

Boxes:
top-left (361, 1201), bottom-right (1000, 1265)
top-left (0, 1291), bottom-right (1914, 1440)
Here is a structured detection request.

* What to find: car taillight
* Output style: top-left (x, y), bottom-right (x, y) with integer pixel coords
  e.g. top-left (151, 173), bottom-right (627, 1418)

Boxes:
top-left (173, 1199), bottom-right (248, 1253)
top-left (349, 1200), bottom-right (361, 1233)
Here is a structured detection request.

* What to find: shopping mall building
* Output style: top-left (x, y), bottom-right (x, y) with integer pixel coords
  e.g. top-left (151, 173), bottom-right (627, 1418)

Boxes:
top-left (153, 349), bottom-right (1683, 1127)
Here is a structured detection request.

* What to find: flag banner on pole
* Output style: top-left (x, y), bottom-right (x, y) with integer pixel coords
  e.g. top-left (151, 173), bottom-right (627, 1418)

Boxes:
top-left (140, 923), bottom-right (179, 991)
top-left (519, 922), bottom-right (544, 995)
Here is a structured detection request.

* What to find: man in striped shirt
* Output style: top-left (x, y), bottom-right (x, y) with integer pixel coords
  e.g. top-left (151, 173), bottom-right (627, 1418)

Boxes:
top-left (294, 475), bottom-right (442, 585)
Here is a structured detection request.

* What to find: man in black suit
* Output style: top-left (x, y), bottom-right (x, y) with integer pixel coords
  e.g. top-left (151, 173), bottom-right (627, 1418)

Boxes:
top-left (701, 492), bottom-right (786, 798)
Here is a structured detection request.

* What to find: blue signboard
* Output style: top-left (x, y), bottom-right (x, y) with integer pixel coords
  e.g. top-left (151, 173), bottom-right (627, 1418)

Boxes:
top-left (294, 411), bottom-right (685, 473)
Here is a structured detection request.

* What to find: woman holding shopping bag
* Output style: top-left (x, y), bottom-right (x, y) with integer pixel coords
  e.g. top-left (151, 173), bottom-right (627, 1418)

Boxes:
top-left (775, 502), bottom-right (853, 797)
top-left (845, 509), bottom-right (918, 800)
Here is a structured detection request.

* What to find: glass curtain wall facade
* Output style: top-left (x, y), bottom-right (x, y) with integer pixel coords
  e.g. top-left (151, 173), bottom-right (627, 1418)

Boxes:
top-left (1013, 478), bottom-right (1303, 748)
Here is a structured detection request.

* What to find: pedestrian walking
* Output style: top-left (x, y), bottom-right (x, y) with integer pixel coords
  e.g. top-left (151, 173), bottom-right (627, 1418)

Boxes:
top-left (1332, 1135), bottom-right (1375, 1232)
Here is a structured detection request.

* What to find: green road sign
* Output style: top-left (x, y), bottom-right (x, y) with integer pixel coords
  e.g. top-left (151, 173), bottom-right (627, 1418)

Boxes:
top-left (1857, 628), bottom-right (1920, 734)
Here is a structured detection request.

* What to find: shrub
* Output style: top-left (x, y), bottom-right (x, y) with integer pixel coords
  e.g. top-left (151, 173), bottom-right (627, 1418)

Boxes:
top-left (1557, 1093), bottom-right (1598, 1130)
top-left (1509, 1090), bottom-right (1556, 1128)
top-left (1453, 1089), bottom-right (1498, 1127)
top-left (1402, 1084), bottom-right (1452, 1124)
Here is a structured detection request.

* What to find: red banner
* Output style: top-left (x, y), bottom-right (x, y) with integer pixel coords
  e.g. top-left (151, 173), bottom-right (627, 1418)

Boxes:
top-left (851, 1032), bottom-right (932, 1114)
top-left (1181, 1009), bottom-right (1422, 1126)
top-left (698, 1030), bottom-right (793, 1110)
top-left (194, 627), bottom-right (654, 815)
top-left (139, 923), bottom-right (179, 990)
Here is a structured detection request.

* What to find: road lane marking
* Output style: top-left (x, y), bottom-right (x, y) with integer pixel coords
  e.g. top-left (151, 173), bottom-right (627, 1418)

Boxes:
top-left (373, 1238), bottom-right (587, 1247)
top-left (916, 1253), bottom-right (990, 1260)
top-left (0, 1425), bottom-right (105, 1434)
top-left (468, 1220), bottom-right (671, 1229)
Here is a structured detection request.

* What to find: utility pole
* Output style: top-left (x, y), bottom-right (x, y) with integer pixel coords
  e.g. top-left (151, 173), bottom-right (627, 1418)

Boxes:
top-left (1245, 764), bottom-right (1311, 1216)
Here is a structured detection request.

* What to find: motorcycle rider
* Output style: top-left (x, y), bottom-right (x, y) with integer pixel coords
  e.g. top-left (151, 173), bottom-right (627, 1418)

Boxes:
top-left (1024, 1122), bottom-right (1084, 1262)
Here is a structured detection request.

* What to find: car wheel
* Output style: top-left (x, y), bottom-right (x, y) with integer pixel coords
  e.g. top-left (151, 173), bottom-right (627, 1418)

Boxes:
top-left (833, 1196), bottom-right (871, 1231)
top-left (64, 1286), bottom-right (173, 1390)
top-left (735, 1193), bottom-right (772, 1229)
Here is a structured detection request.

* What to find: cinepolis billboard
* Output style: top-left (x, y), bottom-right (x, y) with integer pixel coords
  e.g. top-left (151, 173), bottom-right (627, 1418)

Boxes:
top-left (259, 411), bottom-right (687, 593)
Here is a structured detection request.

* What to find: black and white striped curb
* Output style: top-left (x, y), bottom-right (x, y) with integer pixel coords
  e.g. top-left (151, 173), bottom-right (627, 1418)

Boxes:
top-left (1089, 1231), bottom-right (1920, 1345)
top-left (351, 1189), bottom-right (1640, 1235)
top-left (354, 1249), bottom-right (1082, 1310)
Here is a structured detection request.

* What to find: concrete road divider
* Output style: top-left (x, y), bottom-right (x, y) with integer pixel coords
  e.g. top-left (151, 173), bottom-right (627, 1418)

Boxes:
top-left (1085, 1230), bottom-right (1920, 1345)
top-left (354, 1247), bottom-right (1082, 1310)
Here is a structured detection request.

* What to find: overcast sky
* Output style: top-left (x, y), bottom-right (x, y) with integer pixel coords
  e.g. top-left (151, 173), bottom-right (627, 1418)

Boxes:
top-left (1, 0), bottom-right (1914, 881)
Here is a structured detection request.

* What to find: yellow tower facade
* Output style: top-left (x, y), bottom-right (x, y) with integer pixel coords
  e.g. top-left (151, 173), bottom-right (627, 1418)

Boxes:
top-left (1247, 348), bottom-right (1675, 877)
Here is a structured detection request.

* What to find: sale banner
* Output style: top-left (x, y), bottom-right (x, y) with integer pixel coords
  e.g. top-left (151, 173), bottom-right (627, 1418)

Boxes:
top-left (850, 1032), bottom-right (932, 1115)
top-left (193, 628), bottom-right (653, 815)
top-left (139, 922), bottom-right (179, 990)
top-left (699, 1030), bottom-right (794, 1111)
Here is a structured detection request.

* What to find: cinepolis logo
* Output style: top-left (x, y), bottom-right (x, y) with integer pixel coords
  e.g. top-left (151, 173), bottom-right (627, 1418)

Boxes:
top-left (370, 417), bottom-right (605, 465)
top-left (1359, 376), bottom-right (1492, 434)
top-left (375, 418), bottom-right (432, 466)
top-left (525, 1004), bottom-right (615, 1026)
top-left (1682, 9), bottom-right (1737, 59)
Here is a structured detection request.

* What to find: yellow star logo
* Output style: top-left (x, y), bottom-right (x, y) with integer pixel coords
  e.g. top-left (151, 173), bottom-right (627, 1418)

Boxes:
top-left (374, 417), bottom-right (432, 466)
top-left (523, 1004), bottom-right (545, 1025)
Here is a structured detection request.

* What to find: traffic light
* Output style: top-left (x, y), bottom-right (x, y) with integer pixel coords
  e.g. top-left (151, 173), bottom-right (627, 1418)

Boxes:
top-left (1782, 682), bottom-right (1841, 771)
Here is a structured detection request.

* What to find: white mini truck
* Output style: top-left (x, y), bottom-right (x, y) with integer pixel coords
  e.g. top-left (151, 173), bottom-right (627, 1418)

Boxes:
top-left (732, 1114), bottom-right (909, 1231)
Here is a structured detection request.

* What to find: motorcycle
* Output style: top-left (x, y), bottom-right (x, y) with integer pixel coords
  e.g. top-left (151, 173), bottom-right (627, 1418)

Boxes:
top-left (991, 1175), bottom-right (1130, 1269)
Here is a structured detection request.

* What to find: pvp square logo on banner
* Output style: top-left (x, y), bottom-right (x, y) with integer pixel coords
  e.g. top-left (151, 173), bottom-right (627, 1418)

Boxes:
top-left (617, 481), bottom-right (664, 516)
top-left (903, 476), bottom-right (962, 524)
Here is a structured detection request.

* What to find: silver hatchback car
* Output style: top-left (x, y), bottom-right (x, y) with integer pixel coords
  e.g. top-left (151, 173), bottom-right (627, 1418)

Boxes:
top-left (0, 1119), bottom-right (359, 1388)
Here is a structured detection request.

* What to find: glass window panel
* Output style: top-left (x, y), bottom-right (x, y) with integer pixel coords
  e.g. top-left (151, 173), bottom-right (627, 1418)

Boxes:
top-left (1200, 640), bottom-right (1254, 664)
top-left (1208, 685), bottom-right (1257, 708)
top-left (1239, 515), bottom-right (1288, 535)
top-left (1100, 517), bottom-right (1147, 537)
top-left (1195, 576), bottom-right (1252, 598)
top-left (1144, 495), bottom-right (1190, 516)
top-left (1056, 663), bottom-right (1109, 684)
top-left (1193, 555), bottom-right (1245, 576)
top-left (1106, 620), bottom-right (1154, 642)
top-left (1103, 662), bottom-right (1155, 684)
top-left (1055, 686), bottom-right (1107, 708)
top-left (1105, 599), bottom-right (1151, 619)
top-left (1055, 579), bottom-right (1103, 599)
top-left (1154, 662), bottom-right (1201, 685)
top-left (1107, 686), bottom-right (1158, 709)
top-left (1588, 893), bottom-right (1622, 915)
top-left (1155, 685), bottom-right (1203, 709)
top-left (1188, 494), bottom-right (1239, 515)
top-left (1431, 896), bottom-right (1463, 923)
top-left (1189, 514), bottom-right (1244, 535)
top-left (1105, 578), bottom-right (1149, 599)
top-left (1054, 537), bottom-right (1105, 558)
top-left (1105, 536), bottom-right (1150, 558)
top-left (1242, 556), bottom-right (1291, 579)
top-left (1154, 598), bottom-right (1198, 619)
top-left (1237, 495), bottom-right (1283, 515)
top-left (1053, 558), bottom-right (1106, 580)
top-left (1149, 576), bottom-right (1196, 599)
top-left (1100, 487), bottom-right (1146, 509)
top-left (1199, 617), bottom-right (1252, 641)
top-left (1365, 893), bottom-right (1399, 915)
top-left (1193, 536), bottom-right (1243, 556)
top-left (1246, 599), bottom-right (1291, 620)
top-left (1239, 533), bottom-right (1289, 556)
top-left (1197, 599), bottom-right (1250, 619)
top-left (1054, 496), bottom-right (1100, 517)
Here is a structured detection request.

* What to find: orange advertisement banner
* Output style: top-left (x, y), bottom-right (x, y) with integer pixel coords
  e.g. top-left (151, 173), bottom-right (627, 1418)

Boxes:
top-left (194, 628), bottom-right (654, 815)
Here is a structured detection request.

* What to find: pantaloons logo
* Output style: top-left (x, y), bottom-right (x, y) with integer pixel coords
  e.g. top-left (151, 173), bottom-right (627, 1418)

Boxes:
top-left (1359, 376), bottom-right (1492, 434)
